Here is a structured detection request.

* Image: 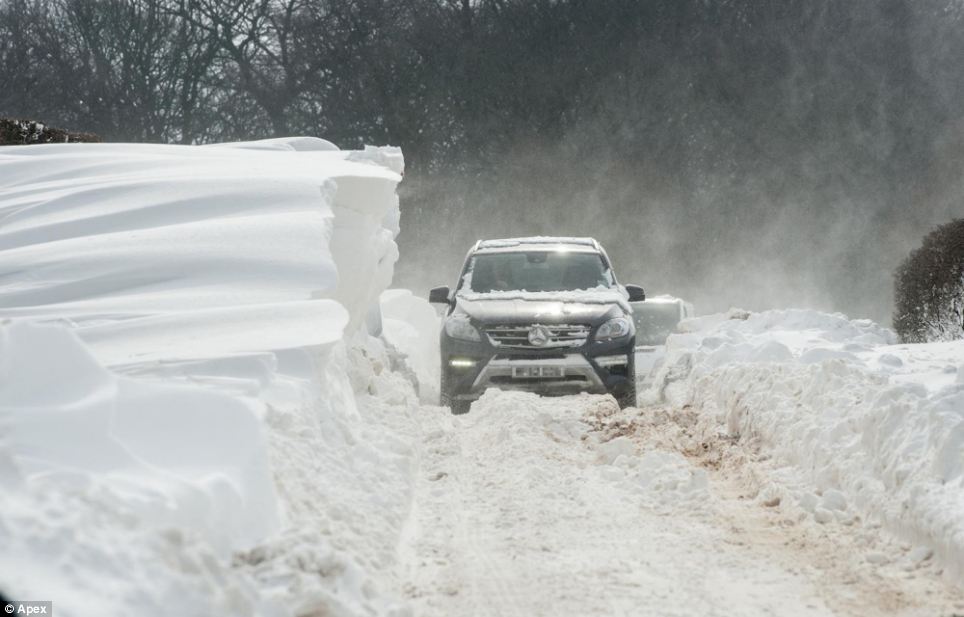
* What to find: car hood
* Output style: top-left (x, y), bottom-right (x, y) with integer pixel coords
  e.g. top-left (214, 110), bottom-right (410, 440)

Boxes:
top-left (454, 289), bottom-right (629, 325)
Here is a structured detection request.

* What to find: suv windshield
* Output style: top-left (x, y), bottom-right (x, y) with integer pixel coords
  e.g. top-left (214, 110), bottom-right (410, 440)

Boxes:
top-left (464, 251), bottom-right (613, 293)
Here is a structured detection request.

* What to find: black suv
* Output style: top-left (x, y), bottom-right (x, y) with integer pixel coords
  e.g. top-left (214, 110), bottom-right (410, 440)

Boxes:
top-left (429, 237), bottom-right (645, 414)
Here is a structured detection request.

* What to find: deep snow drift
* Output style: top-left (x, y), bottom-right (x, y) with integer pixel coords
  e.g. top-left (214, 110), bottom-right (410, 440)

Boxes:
top-left (0, 139), bottom-right (402, 326)
top-left (0, 138), bottom-right (419, 616)
top-left (646, 309), bottom-right (964, 585)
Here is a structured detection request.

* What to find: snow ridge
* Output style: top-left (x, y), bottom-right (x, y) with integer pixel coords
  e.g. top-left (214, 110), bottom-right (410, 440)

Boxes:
top-left (0, 139), bottom-right (412, 616)
top-left (648, 308), bottom-right (964, 585)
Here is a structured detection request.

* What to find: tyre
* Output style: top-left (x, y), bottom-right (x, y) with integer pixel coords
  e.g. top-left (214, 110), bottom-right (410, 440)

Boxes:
top-left (617, 382), bottom-right (637, 409)
top-left (440, 369), bottom-right (472, 415)
top-left (440, 390), bottom-right (471, 415)
top-left (616, 353), bottom-right (637, 409)
top-left (450, 399), bottom-right (472, 415)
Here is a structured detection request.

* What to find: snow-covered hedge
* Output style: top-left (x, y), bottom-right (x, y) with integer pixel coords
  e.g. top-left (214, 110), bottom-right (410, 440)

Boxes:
top-left (0, 138), bottom-right (420, 616)
top-left (894, 217), bottom-right (964, 343)
top-left (648, 309), bottom-right (964, 584)
top-left (0, 117), bottom-right (100, 145)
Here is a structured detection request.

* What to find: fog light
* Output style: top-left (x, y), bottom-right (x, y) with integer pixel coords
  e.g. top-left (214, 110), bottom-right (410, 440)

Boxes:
top-left (449, 358), bottom-right (477, 368)
top-left (596, 354), bottom-right (628, 368)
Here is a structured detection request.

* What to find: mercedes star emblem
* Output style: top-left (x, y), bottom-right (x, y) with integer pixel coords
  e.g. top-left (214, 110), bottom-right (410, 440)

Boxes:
top-left (528, 325), bottom-right (550, 346)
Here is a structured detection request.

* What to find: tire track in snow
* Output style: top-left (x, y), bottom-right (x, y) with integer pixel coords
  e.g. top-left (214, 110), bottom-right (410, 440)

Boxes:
top-left (591, 402), bottom-right (964, 617)
top-left (403, 391), bottom-right (877, 617)
top-left (448, 410), bottom-right (530, 617)
top-left (402, 404), bottom-right (525, 616)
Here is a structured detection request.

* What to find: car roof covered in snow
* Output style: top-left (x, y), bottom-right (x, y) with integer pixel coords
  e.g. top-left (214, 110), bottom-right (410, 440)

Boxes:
top-left (473, 236), bottom-right (602, 254)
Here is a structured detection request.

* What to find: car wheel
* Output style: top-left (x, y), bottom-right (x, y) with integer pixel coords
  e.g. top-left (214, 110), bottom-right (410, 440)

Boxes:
top-left (617, 382), bottom-right (637, 409)
top-left (440, 369), bottom-right (471, 415)
top-left (450, 399), bottom-right (472, 415)
top-left (440, 390), bottom-right (471, 415)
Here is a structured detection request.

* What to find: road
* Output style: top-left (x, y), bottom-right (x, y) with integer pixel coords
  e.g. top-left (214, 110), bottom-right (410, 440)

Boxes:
top-left (400, 390), bottom-right (964, 617)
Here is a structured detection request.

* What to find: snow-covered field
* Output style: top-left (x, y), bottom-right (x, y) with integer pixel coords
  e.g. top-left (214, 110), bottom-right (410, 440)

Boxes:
top-left (1, 139), bottom-right (962, 616)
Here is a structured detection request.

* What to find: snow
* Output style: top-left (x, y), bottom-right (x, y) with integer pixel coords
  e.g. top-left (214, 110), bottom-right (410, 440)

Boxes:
top-left (0, 321), bottom-right (283, 615)
top-left (475, 236), bottom-right (597, 249)
top-left (208, 136), bottom-right (340, 151)
top-left (74, 300), bottom-right (348, 366)
top-left (0, 140), bottom-right (400, 326)
top-left (0, 138), bottom-right (413, 616)
top-left (456, 288), bottom-right (631, 311)
top-left (641, 293), bottom-right (687, 304)
top-left (646, 308), bottom-right (964, 585)
top-left (403, 383), bottom-right (963, 615)
top-left (380, 288), bottom-right (441, 402)
top-left (0, 321), bottom-right (279, 552)
top-left (2, 137), bottom-right (962, 614)
top-left (407, 390), bottom-right (839, 616)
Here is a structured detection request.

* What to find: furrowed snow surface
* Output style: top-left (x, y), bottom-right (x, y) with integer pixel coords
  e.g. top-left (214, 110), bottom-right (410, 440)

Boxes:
top-left (1, 138), bottom-right (962, 616)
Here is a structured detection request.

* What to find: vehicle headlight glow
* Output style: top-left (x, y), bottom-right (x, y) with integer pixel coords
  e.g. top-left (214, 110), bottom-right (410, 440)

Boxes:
top-left (444, 316), bottom-right (482, 342)
top-left (595, 354), bottom-right (628, 367)
top-left (595, 316), bottom-right (632, 341)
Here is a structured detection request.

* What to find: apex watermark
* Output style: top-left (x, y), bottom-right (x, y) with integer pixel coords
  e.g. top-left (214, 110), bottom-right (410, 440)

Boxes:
top-left (2, 602), bottom-right (51, 615)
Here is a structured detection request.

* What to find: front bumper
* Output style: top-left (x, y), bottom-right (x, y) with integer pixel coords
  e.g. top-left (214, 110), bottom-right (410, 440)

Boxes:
top-left (442, 336), bottom-right (634, 401)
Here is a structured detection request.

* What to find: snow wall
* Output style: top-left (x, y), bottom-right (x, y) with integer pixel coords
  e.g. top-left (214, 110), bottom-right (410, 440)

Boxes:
top-left (0, 138), bottom-right (434, 616)
top-left (646, 309), bottom-right (964, 586)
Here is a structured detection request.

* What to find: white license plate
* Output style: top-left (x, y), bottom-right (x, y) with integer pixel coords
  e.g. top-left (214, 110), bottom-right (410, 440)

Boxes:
top-left (511, 366), bottom-right (564, 378)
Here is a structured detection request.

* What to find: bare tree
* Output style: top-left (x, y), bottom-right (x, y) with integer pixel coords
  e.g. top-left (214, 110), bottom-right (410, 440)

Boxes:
top-left (176, 0), bottom-right (336, 136)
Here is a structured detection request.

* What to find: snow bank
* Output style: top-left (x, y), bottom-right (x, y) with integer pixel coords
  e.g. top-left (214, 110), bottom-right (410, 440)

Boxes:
top-left (0, 140), bottom-right (400, 325)
top-left (380, 289), bottom-right (440, 402)
top-left (0, 138), bottom-right (416, 616)
top-left (648, 308), bottom-right (964, 584)
top-left (0, 321), bottom-right (283, 615)
top-left (0, 321), bottom-right (278, 550)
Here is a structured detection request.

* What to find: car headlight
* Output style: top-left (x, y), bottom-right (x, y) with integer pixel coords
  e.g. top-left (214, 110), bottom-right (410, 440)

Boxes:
top-left (595, 316), bottom-right (632, 341)
top-left (444, 315), bottom-right (482, 342)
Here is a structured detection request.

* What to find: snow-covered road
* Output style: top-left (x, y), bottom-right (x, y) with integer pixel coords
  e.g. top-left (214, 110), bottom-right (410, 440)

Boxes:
top-left (401, 390), bottom-right (964, 617)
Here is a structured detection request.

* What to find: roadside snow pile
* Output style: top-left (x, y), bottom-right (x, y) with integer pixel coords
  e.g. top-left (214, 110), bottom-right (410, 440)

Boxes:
top-left (0, 139), bottom-right (420, 616)
top-left (0, 139), bottom-right (402, 326)
top-left (0, 321), bottom-right (278, 549)
top-left (0, 322), bottom-right (282, 615)
top-left (648, 308), bottom-right (964, 584)
top-left (380, 288), bottom-right (440, 402)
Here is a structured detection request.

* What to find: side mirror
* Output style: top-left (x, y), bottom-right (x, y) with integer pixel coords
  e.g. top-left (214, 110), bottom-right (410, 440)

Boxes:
top-left (429, 285), bottom-right (452, 304)
top-left (625, 285), bottom-right (645, 302)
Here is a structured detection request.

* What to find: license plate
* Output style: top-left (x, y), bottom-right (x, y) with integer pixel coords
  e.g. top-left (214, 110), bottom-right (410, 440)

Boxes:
top-left (511, 366), bottom-right (564, 378)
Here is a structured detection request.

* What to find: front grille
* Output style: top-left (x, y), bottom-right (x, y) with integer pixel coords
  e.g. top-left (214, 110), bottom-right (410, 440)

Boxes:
top-left (485, 324), bottom-right (590, 349)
